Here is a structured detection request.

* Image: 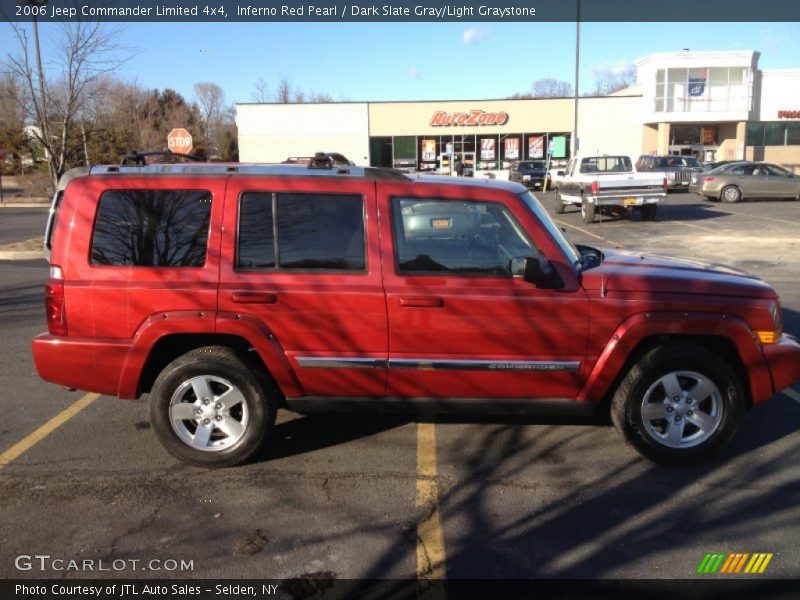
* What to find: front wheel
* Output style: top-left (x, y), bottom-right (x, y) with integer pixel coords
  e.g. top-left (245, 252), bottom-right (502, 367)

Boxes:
top-left (581, 196), bottom-right (596, 223)
top-left (149, 346), bottom-right (277, 468)
top-left (611, 344), bottom-right (743, 466)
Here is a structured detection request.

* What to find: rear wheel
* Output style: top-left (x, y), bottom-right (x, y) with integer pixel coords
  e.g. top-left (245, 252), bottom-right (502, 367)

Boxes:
top-left (554, 191), bottom-right (565, 214)
top-left (721, 185), bottom-right (742, 203)
top-left (580, 196), bottom-right (596, 223)
top-left (149, 346), bottom-right (277, 468)
top-left (640, 204), bottom-right (658, 221)
top-left (611, 344), bottom-right (743, 466)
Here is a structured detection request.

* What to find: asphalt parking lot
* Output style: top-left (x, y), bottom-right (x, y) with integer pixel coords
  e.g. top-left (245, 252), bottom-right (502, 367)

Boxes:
top-left (0, 194), bottom-right (799, 585)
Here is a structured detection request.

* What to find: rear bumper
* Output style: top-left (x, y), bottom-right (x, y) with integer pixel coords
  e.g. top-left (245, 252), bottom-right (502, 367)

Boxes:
top-left (588, 193), bottom-right (666, 207)
top-left (32, 334), bottom-right (132, 398)
top-left (762, 333), bottom-right (800, 401)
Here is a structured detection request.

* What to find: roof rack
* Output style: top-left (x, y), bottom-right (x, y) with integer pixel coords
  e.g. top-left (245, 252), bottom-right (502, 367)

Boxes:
top-left (120, 150), bottom-right (204, 166)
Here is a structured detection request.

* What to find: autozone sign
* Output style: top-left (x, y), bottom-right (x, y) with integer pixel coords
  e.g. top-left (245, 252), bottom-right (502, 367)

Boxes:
top-left (430, 110), bottom-right (510, 127)
top-left (777, 110), bottom-right (800, 119)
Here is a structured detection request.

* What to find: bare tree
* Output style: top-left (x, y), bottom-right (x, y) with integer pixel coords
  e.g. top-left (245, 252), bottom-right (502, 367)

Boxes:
top-left (250, 78), bottom-right (271, 103)
top-left (2, 22), bottom-right (132, 188)
top-left (590, 65), bottom-right (637, 96)
top-left (532, 78), bottom-right (574, 98)
top-left (274, 76), bottom-right (292, 103)
top-left (193, 82), bottom-right (225, 141)
top-left (509, 78), bottom-right (574, 100)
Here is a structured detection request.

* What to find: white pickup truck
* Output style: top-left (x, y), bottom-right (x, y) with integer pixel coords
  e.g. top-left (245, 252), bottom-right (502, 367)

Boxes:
top-left (553, 155), bottom-right (668, 223)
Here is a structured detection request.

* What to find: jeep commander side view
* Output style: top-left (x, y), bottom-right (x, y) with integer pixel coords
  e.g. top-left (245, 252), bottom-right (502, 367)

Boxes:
top-left (33, 160), bottom-right (800, 468)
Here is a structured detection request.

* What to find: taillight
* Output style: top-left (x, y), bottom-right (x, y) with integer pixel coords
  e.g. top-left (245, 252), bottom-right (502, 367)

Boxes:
top-left (703, 176), bottom-right (715, 183)
top-left (662, 177), bottom-right (669, 192)
top-left (45, 265), bottom-right (67, 336)
top-left (590, 180), bottom-right (599, 195)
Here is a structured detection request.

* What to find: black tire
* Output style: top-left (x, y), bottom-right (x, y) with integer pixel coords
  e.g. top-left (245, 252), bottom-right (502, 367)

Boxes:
top-left (640, 204), bottom-right (658, 221)
top-left (554, 191), bottom-right (565, 214)
top-left (721, 185), bottom-right (742, 203)
top-left (610, 344), bottom-right (744, 466)
top-left (149, 346), bottom-right (277, 468)
top-left (580, 196), bottom-right (596, 223)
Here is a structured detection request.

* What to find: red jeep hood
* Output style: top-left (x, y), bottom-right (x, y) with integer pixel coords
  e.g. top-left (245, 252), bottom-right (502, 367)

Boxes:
top-left (581, 249), bottom-right (777, 299)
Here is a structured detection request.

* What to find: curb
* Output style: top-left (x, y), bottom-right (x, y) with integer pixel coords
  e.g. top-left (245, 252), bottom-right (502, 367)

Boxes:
top-left (0, 203), bottom-right (49, 208)
top-left (0, 250), bottom-right (44, 261)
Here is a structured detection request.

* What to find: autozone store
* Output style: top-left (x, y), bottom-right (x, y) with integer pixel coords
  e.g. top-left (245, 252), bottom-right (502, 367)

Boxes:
top-left (366, 99), bottom-right (574, 174)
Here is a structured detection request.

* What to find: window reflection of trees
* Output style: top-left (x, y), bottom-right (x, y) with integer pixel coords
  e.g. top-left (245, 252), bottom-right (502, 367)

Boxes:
top-left (91, 190), bottom-right (211, 267)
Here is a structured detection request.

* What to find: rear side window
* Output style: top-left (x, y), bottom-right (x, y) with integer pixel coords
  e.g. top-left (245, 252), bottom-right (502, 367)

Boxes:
top-left (580, 156), bottom-right (632, 174)
top-left (90, 190), bottom-right (212, 267)
top-left (237, 192), bottom-right (365, 271)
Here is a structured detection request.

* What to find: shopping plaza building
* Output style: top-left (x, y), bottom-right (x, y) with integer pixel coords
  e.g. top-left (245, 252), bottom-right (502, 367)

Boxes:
top-left (236, 50), bottom-right (800, 176)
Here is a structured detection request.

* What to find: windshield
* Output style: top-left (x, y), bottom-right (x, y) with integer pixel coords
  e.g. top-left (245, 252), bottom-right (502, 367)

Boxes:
top-left (519, 191), bottom-right (582, 268)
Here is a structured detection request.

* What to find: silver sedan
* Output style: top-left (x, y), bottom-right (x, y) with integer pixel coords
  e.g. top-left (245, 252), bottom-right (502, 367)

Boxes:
top-left (690, 162), bottom-right (800, 203)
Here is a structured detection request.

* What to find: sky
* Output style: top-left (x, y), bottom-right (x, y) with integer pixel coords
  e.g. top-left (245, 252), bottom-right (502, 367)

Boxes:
top-left (1, 21), bottom-right (799, 106)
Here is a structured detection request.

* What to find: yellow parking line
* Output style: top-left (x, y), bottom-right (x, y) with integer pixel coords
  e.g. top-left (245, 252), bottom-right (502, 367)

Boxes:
top-left (416, 422), bottom-right (447, 595)
top-left (554, 220), bottom-right (622, 248)
top-left (0, 393), bottom-right (100, 469)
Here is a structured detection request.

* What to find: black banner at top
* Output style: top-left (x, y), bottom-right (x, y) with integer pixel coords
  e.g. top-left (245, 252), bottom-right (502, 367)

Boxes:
top-left (2, 0), bottom-right (800, 23)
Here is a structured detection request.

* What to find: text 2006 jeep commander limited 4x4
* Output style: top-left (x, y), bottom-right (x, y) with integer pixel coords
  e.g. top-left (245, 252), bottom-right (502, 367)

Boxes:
top-left (33, 158), bottom-right (800, 468)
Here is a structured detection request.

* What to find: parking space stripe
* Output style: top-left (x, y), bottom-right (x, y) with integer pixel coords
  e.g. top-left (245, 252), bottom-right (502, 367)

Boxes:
top-left (416, 422), bottom-right (447, 592)
top-left (0, 393), bottom-right (100, 469)
top-left (554, 220), bottom-right (622, 248)
top-left (782, 387), bottom-right (800, 404)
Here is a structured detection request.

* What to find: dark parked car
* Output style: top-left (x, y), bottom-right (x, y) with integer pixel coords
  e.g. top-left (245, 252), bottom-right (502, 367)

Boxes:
top-left (636, 155), bottom-right (701, 191)
top-left (690, 161), bottom-right (800, 202)
top-left (509, 160), bottom-right (548, 189)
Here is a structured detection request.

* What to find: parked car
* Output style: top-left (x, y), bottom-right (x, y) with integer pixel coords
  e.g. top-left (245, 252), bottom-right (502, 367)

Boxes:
top-left (636, 155), bottom-right (702, 191)
top-left (555, 154), bottom-right (668, 223)
top-left (33, 159), bottom-right (800, 467)
top-left (281, 152), bottom-right (355, 166)
top-left (509, 160), bottom-right (548, 189)
top-left (690, 162), bottom-right (800, 202)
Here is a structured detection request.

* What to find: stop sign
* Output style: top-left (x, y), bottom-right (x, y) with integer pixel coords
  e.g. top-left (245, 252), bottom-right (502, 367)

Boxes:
top-left (167, 128), bottom-right (193, 155)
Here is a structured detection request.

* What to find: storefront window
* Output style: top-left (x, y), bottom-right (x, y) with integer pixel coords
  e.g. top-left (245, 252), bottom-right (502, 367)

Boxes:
top-left (654, 67), bottom-right (751, 113)
top-left (369, 137), bottom-right (392, 168)
top-left (764, 123), bottom-right (786, 146)
top-left (787, 123), bottom-right (800, 146)
top-left (745, 122), bottom-right (800, 147)
top-left (393, 136), bottom-right (416, 170)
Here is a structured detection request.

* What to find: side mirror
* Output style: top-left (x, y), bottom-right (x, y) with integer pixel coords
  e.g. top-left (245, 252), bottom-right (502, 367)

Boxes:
top-left (510, 256), bottom-right (562, 288)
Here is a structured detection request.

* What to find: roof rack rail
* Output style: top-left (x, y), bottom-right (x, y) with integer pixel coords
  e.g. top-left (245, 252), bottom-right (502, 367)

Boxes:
top-left (120, 150), bottom-right (204, 166)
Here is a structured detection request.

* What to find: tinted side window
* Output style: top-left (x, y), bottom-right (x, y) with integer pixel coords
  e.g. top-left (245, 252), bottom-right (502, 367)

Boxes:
top-left (392, 197), bottom-right (534, 276)
top-left (237, 192), bottom-right (365, 271)
top-left (91, 190), bottom-right (211, 267)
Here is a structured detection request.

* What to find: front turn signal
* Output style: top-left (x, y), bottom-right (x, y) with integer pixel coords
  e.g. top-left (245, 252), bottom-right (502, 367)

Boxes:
top-left (756, 330), bottom-right (781, 344)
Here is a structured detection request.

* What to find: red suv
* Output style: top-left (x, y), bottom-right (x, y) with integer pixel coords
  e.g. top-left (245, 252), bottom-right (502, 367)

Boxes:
top-left (33, 161), bottom-right (800, 467)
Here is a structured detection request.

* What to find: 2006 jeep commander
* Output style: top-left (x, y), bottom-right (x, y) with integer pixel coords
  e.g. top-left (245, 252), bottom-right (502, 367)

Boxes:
top-left (33, 160), bottom-right (800, 467)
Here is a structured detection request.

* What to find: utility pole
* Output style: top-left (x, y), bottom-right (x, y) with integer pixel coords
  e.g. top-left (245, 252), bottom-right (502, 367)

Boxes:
top-left (572, 0), bottom-right (580, 157)
top-left (27, 1), bottom-right (55, 183)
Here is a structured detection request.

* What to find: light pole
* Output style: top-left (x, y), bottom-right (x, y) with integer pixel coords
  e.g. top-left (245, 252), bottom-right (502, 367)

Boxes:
top-left (25, 0), bottom-right (55, 182)
top-left (572, 0), bottom-right (580, 157)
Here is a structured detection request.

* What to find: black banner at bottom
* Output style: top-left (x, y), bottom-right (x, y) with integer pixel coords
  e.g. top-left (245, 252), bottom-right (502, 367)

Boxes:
top-left (4, 578), bottom-right (799, 600)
